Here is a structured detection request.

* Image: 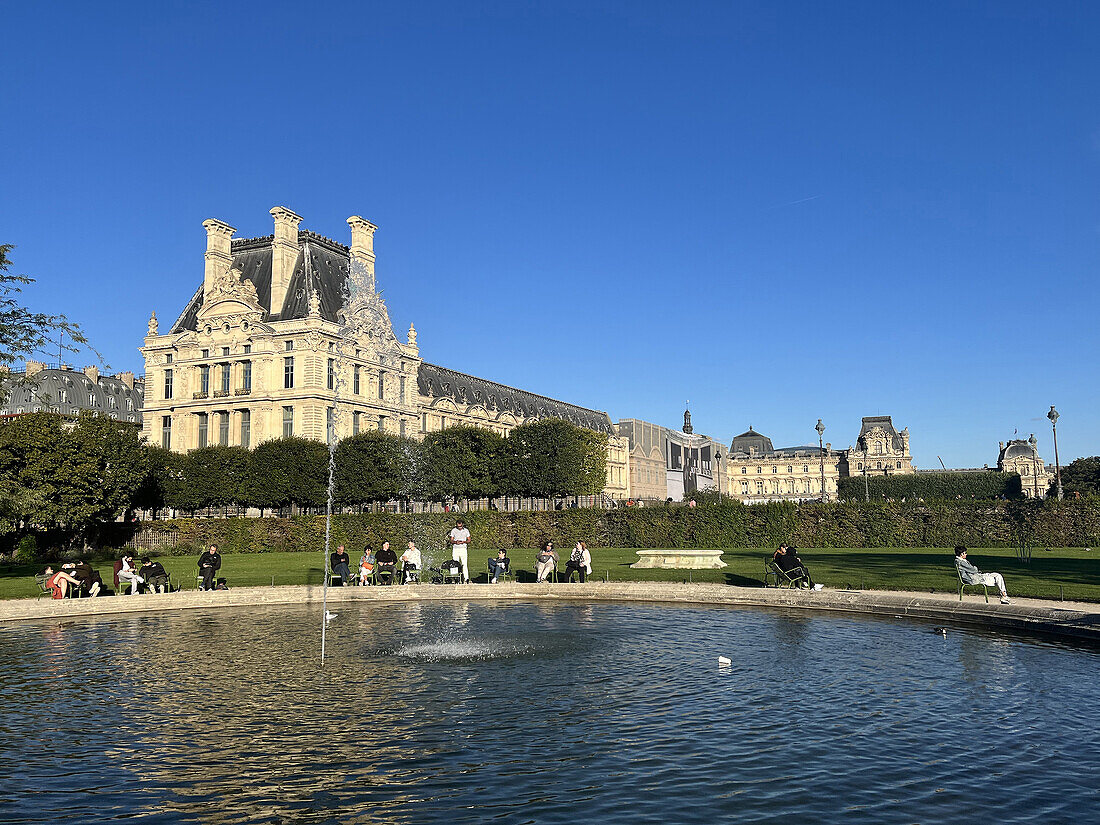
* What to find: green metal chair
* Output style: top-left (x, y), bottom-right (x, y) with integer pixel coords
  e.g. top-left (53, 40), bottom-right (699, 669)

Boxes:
top-left (768, 558), bottom-right (807, 589)
top-left (955, 563), bottom-right (990, 603)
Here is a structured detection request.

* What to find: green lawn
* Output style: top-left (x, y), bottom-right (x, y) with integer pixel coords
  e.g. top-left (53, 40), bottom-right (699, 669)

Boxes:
top-left (3, 546), bottom-right (1098, 603)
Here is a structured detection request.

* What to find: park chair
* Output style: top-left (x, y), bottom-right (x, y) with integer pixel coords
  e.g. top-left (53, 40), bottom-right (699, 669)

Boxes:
top-left (438, 561), bottom-right (463, 585)
top-left (402, 565), bottom-right (421, 584)
top-left (34, 573), bottom-right (53, 600)
top-left (534, 560), bottom-right (558, 584)
top-left (374, 565), bottom-right (398, 586)
top-left (486, 558), bottom-right (511, 583)
top-left (113, 560), bottom-right (134, 595)
top-left (768, 558), bottom-right (807, 589)
top-left (955, 562), bottom-right (990, 603)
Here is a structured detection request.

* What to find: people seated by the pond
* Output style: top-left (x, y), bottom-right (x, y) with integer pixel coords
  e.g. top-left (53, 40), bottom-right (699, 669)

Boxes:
top-left (535, 541), bottom-right (558, 583)
top-left (330, 544), bottom-right (352, 585)
top-left (564, 541), bottom-right (592, 583)
top-left (400, 541), bottom-right (422, 583)
top-left (198, 544), bottom-right (222, 591)
top-left (773, 544), bottom-right (823, 590)
top-left (359, 547), bottom-right (376, 585)
top-left (376, 541), bottom-right (398, 584)
top-left (141, 557), bottom-right (170, 593)
top-left (44, 566), bottom-right (81, 599)
top-left (67, 561), bottom-right (104, 597)
top-left (488, 548), bottom-right (510, 583)
top-left (117, 554), bottom-right (144, 595)
top-left (954, 546), bottom-right (1010, 604)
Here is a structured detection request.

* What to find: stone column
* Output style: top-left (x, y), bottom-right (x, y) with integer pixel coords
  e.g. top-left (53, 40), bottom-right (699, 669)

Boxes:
top-left (270, 207), bottom-right (303, 315)
top-left (347, 215), bottom-right (378, 293)
top-left (203, 219), bottom-right (236, 299)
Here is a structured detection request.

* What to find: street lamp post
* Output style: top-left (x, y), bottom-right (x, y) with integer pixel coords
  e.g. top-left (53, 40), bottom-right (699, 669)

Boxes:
top-left (815, 419), bottom-right (827, 503)
top-left (1047, 406), bottom-right (1063, 500)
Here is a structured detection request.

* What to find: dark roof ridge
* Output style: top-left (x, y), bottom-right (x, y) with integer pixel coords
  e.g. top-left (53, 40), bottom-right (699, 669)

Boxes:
top-left (299, 230), bottom-right (349, 254)
top-left (422, 362), bottom-right (609, 417)
top-left (231, 235), bottom-right (274, 252)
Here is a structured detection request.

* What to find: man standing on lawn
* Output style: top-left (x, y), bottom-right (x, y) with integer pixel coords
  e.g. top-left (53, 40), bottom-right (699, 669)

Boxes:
top-left (447, 520), bottom-right (472, 583)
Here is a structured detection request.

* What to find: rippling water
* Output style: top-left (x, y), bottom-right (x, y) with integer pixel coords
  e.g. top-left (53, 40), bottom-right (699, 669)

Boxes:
top-left (1, 601), bottom-right (1097, 824)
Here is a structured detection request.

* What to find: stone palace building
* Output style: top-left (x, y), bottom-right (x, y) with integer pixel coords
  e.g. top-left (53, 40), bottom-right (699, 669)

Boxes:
top-left (140, 208), bottom-right (629, 500)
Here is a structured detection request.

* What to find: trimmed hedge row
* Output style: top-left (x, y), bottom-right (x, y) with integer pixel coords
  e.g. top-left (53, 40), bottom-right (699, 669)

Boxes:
top-left (837, 471), bottom-right (1022, 502)
top-left (129, 499), bottom-right (1100, 555)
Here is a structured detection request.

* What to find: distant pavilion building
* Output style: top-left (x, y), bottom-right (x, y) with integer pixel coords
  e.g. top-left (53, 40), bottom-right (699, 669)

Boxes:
top-left (0, 361), bottom-right (143, 424)
top-left (724, 426), bottom-right (841, 502)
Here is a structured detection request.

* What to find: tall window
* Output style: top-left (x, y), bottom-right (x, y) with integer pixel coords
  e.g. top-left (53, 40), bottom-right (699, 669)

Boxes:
top-left (218, 412), bottom-right (229, 446)
top-left (327, 407), bottom-right (335, 442)
top-left (59, 389), bottom-right (68, 404)
top-left (284, 356), bottom-right (294, 389)
top-left (221, 364), bottom-right (231, 395)
top-left (201, 349), bottom-right (209, 359)
top-left (741, 481), bottom-right (749, 495)
top-left (162, 416), bottom-right (172, 450)
top-left (285, 340), bottom-right (294, 352)
top-left (242, 360), bottom-right (252, 392)
top-left (197, 413), bottom-right (208, 448)
top-left (327, 358), bottom-right (335, 390)
top-left (282, 406), bottom-right (293, 437)
top-left (756, 481), bottom-right (764, 495)
top-left (240, 410), bottom-right (251, 449)
top-left (399, 418), bottom-right (406, 437)
top-left (89, 394), bottom-right (100, 408)
top-left (221, 347), bottom-right (229, 357)
top-left (164, 369), bottom-right (173, 399)
top-left (243, 344), bottom-right (251, 354)
top-left (108, 396), bottom-right (117, 409)
top-left (377, 371), bottom-right (385, 400)
top-left (200, 365), bottom-right (210, 395)
top-left (353, 365), bottom-right (360, 395)
top-left (126, 398), bottom-right (133, 411)
top-left (352, 411), bottom-right (360, 435)
top-left (399, 374), bottom-right (406, 400)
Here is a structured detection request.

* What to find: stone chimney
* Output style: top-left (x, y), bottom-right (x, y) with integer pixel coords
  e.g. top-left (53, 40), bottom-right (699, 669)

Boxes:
top-left (270, 207), bottom-right (302, 315)
top-left (203, 218), bottom-right (236, 299)
top-left (25, 360), bottom-right (46, 377)
top-left (83, 365), bottom-right (100, 384)
top-left (117, 371), bottom-right (135, 389)
top-left (347, 215), bottom-right (378, 293)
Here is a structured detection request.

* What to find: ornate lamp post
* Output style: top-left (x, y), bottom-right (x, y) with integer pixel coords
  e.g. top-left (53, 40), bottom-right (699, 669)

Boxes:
top-left (1047, 406), bottom-right (1063, 500)
top-left (714, 448), bottom-right (723, 497)
top-left (815, 419), bottom-right (827, 503)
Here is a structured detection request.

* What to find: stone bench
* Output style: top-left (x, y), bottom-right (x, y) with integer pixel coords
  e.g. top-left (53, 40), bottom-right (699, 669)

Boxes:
top-left (630, 549), bottom-right (727, 570)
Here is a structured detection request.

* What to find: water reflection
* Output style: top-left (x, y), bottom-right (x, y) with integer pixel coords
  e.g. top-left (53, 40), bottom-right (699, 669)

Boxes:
top-left (0, 602), bottom-right (1097, 824)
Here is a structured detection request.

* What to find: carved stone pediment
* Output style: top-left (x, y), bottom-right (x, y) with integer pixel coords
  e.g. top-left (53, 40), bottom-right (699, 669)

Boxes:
top-left (198, 267), bottom-right (265, 322)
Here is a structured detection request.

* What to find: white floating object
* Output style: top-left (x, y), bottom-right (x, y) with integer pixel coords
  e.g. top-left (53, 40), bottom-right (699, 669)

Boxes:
top-left (718, 656), bottom-right (732, 666)
top-left (324, 611), bottom-right (338, 621)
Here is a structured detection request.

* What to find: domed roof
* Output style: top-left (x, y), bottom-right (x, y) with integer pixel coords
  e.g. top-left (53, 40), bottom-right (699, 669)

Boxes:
top-left (730, 427), bottom-right (774, 456)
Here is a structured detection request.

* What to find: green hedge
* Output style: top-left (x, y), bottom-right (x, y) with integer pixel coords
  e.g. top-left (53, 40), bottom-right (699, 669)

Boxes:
top-left (837, 471), bottom-right (1022, 502)
top-left (128, 499), bottom-right (1100, 555)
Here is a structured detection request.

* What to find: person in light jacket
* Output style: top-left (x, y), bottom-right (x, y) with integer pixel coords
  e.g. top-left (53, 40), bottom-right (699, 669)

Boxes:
top-left (564, 541), bottom-right (592, 583)
top-left (954, 546), bottom-right (1010, 604)
top-left (535, 541), bottom-right (558, 583)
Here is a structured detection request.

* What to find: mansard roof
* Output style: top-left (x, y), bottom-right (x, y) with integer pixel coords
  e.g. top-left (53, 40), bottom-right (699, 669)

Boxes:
top-left (999, 438), bottom-right (1037, 462)
top-left (171, 231), bottom-right (352, 333)
top-left (0, 368), bottom-right (144, 422)
top-left (417, 362), bottom-right (613, 434)
top-left (856, 415), bottom-right (906, 452)
top-left (730, 427), bottom-right (775, 456)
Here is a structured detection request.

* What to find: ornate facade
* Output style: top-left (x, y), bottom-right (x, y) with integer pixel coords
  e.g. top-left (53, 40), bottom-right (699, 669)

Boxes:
top-left (615, 418), bottom-right (668, 501)
top-left (142, 209), bottom-right (627, 497)
top-left (839, 416), bottom-right (914, 477)
top-left (997, 435), bottom-right (1052, 499)
top-left (724, 427), bottom-right (841, 502)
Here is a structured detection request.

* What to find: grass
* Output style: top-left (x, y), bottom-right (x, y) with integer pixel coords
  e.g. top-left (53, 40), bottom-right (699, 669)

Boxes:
top-left (3, 546), bottom-right (1098, 603)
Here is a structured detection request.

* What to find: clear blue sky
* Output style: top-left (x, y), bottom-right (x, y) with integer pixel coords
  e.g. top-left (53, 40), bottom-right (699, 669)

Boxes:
top-left (2, 1), bottom-right (1098, 467)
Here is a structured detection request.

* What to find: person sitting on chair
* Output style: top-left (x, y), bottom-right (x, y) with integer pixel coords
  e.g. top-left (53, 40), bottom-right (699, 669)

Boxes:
top-left (44, 566), bottom-right (81, 599)
top-left (70, 561), bottom-right (103, 597)
top-left (141, 557), bottom-right (170, 593)
top-left (198, 544), bottom-right (221, 591)
top-left (535, 541), bottom-right (558, 583)
top-left (564, 541), bottom-right (592, 583)
top-left (376, 541), bottom-right (398, 584)
top-left (400, 541), bottom-right (422, 584)
top-left (330, 545), bottom-right (351, 586)
top-left (359, 547), bottom-right (376, 585)
top-left (118, 554), bottom-right (145, 595)
top-left (488, 548), bottom-right (510, 583)
top-left (773, 544), bottom-right (822, 590)
top-left (954, 546), bottom-right (1010, 604)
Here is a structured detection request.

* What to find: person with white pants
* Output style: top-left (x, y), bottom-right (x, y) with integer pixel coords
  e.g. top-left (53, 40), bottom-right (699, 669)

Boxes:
top-left (954, 547), bottom-right (1010, 604)
top-left (118, 555), bottom-right (144, 596)
top-left (447, 520), bottom-right (471, 583)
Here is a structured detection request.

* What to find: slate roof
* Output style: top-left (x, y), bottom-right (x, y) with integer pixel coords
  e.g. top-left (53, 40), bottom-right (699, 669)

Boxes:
top-left (0, 369), bottom-right (144, 423)
top-left (171, 231), bottom-right (352, 333)
top-left (999, 439), bottom-right (1037, 462)
top-left (729, 427), bottom-right (775, 456)
top-left (418, 362), bottom-right (613, 434)
top-left (856, 415), bottom-right (905, 452)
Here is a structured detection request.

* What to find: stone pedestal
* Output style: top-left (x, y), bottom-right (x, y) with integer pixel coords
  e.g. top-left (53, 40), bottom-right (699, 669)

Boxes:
top-left (630, 549), bottom-right (727, 569)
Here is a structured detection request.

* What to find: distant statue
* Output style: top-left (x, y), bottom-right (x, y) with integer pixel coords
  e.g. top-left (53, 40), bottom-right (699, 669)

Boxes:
top-left (408, 322), bottom-right (417, 346)
top-left (683, 407), bottom-right (693, 435)
top-left (308, 290), bottom-right (321, 318)
top-left (148, 311), bottom-right (158, 335)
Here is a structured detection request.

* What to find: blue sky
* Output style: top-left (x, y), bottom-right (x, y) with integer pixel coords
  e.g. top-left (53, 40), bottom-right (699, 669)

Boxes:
top-left (2, 1), bottom-right (1098, 467)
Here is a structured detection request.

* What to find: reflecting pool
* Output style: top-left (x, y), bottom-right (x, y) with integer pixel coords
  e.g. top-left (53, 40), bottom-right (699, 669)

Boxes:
top-left (1, 601), bottom-right (1097, 824)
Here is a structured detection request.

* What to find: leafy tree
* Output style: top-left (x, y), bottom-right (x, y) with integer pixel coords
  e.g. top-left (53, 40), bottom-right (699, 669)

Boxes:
top-left (508, 418), bottom-right (608, 498)
top-left (334, 431), bottom-right (412, 507)
top-left (0, 244), bottom-right (93, 370)
top-left (1058, 457), bottom-right (1100, 498)
top-left (181, 446), bottom-right (251, 513)
top-left (133, 446), bottom-right (186, 519)
top-left (420, 426), bottom-right (507, 503)
top-left (241, 437), bottom-right (329, 514)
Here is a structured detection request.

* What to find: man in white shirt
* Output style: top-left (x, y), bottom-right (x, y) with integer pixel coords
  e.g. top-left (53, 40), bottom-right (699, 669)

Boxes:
top-left (118, 554), bottom-right (144, 595)
top-left (447, 520), bottom-right (471, 583)
top-left (401, 541), bottom-right (422, 584)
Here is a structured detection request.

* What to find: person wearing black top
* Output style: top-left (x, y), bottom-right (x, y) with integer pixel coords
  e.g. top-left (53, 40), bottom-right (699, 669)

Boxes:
top-left (376, 541), bottom-right (398, 584)
top-left (773, 544), bottom-right (819, 589)
top-left (141, 557), bottom-right (170, 593)
top-left (330, 544), bottom-right (351, 585)
top-left (70, 561), bottom-right (104, 597)
top-left (198, 544), bottom-right (222, 591)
